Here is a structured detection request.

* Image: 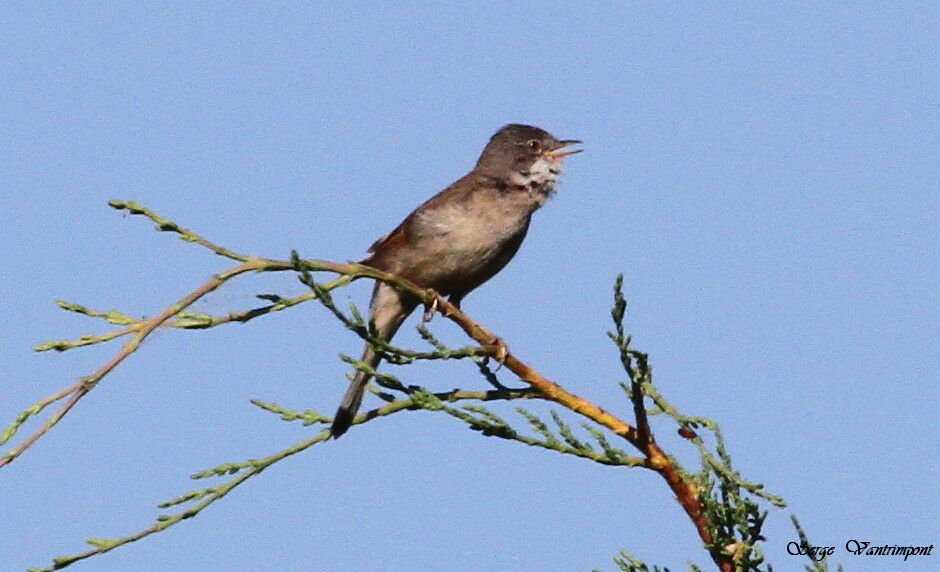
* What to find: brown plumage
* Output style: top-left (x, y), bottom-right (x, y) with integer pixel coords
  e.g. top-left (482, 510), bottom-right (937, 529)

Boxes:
top-left (330, 124), bottom-right (580, 437)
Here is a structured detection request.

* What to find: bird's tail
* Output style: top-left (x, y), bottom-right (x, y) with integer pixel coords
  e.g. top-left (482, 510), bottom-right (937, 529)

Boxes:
top-left (330, 348), bottom-right (377, 438)
top-left (329, 282), bottom-right (415, 438)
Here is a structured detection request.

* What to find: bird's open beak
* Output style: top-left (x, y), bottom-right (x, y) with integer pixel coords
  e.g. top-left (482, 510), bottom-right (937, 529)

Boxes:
top-left (548, 139), bottom-right (583, 158)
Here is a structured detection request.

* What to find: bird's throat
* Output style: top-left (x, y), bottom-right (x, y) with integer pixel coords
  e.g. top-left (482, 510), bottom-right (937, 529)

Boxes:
top-left (509, 156), bottom-right (562, 193)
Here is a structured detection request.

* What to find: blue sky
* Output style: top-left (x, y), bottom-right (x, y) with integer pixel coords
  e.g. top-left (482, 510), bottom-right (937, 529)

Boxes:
top-left (2, 3), bottom-right (937, 571)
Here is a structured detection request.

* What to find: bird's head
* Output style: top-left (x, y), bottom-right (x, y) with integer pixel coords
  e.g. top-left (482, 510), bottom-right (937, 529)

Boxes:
top-left (474, 124), bottom-right (581, 190)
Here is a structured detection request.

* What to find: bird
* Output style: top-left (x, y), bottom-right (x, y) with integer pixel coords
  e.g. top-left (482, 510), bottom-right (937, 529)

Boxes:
top-left (330, 124), bottom-right (581, 438)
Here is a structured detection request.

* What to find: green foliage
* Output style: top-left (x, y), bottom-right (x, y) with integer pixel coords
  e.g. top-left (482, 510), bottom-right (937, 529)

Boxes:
top-left (1, 202), bottom-right (830, 571)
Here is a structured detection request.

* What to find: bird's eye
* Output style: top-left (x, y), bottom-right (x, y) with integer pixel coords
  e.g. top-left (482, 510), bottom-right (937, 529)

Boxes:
top-left (526, 139), bottom-right (541, 152)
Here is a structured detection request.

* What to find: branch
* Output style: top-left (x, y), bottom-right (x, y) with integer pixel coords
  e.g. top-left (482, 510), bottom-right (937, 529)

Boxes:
top-left (2, 260), bottom-right (258, 467)
top-left (4, 203), bottom-right (366, 468)
top-left (7, 201), bottom-right (786, 572)
top-left (32, 386), bottom-right (536, 571)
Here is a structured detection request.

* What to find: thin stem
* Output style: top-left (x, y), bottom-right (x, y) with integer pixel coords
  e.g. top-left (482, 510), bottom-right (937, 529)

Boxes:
top-left (1, 261), bottom-right (257, 468)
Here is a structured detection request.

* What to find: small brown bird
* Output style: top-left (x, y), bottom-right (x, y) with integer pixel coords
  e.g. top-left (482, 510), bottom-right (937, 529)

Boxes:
top-left (330, 124), bottom-right (581, 437)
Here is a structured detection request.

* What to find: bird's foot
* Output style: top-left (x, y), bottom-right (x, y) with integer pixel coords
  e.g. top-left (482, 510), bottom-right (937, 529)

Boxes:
top-left (422, 289), bottom-right (440, 322)
top-left (487, 335), bottom-right (508, 370)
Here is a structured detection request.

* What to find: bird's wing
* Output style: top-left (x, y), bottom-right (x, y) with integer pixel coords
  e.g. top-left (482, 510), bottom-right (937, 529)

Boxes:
top-left (365, 218), bottom-right (410, 257)
top-left (364, 173), bottom-right (482, 258)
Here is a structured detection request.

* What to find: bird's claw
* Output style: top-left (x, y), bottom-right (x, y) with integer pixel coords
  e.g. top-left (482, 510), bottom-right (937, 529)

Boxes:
top-left (487, 335), bottom-right (508, 371)
top-left (422, 289), bottom-right (440, 322)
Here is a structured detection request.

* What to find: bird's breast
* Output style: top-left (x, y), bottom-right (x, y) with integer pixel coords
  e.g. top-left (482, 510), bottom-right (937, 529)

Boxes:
top-left (417, 193), bottom-right (529, 253)
top-left (402, 189), bottom-right (533, 287)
